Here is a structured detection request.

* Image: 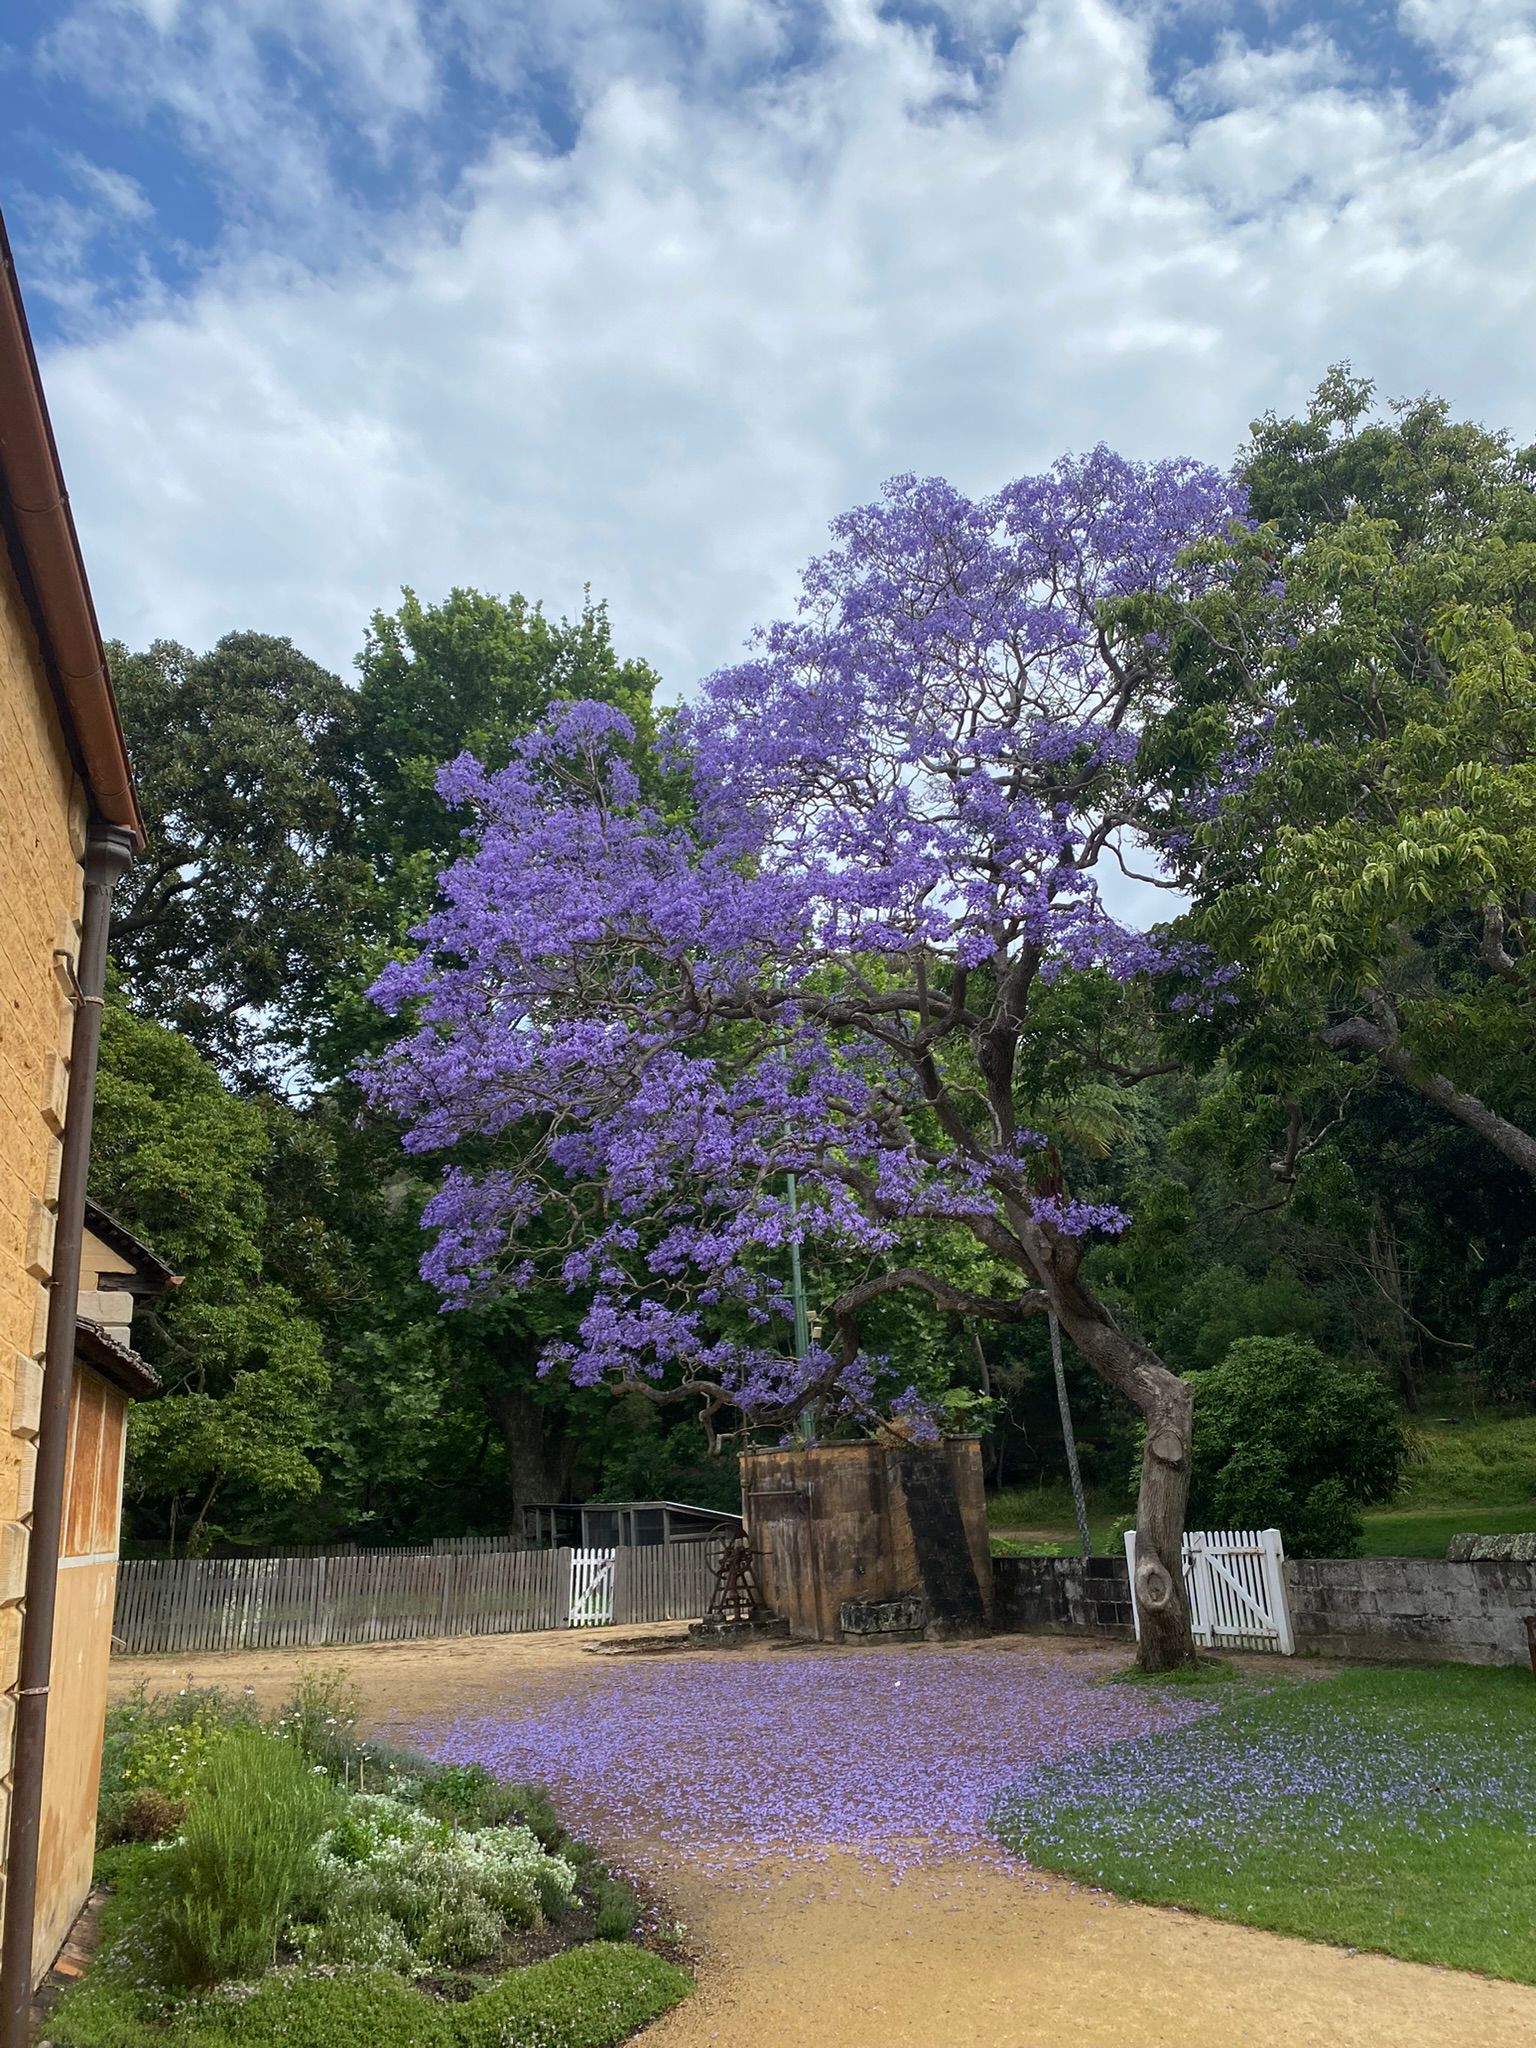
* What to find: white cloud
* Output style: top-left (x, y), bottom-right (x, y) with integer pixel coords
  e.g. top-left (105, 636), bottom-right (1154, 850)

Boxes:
top-left (30, 0), bottom-right (1536, 711)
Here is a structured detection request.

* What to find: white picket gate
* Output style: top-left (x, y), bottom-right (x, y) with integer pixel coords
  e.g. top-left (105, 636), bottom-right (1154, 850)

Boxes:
top-left (568, 1546), bottom-right (617, 1627)
top-left (1124, 1526), bottom-right (1294, 1655)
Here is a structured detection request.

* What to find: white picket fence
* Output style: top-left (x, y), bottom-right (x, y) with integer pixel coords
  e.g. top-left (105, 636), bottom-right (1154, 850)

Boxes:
top-left (1124, 1526), bottom-right (1294, 1655)
top-left (568, 1547), bottom-right (616, 1626)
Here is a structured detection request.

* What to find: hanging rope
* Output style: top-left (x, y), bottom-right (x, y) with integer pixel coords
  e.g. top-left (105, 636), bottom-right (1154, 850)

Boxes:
top-left (1049, 1311), bottom-right (1094, 1561)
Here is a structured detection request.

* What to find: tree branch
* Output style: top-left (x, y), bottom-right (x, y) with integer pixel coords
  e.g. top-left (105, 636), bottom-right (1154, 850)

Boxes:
top-left (833, 1267), bottom-right (1048, 1362)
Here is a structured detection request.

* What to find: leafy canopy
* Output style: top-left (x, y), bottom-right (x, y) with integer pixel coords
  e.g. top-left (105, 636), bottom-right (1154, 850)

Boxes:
top-left (1153, 372), bottom-right (1536, 1178)
top-left (92, 1000), bottom-right (329, 1552)
top-left (366, 452), bottom-right (1244, 1437)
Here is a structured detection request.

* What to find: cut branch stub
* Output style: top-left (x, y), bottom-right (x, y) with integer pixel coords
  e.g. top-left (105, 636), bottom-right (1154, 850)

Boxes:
top-left (1146, 1426), bottom-right (1187, 1467)
top-left (1135, 1554), bottom-right (1176, 1611)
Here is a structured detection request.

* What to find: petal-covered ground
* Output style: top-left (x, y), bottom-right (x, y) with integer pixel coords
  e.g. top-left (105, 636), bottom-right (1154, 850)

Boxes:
top-left (414, 1641), bottom-right (1212, 1872)
top-left (990, 1661), bottom-right (1536, 1981)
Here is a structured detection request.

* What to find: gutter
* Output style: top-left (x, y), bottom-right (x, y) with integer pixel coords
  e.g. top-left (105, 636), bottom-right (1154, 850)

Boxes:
top-left (0, 210), bottom-right (143, 848)
top-left (0, 823), bottom-right (135, 2045)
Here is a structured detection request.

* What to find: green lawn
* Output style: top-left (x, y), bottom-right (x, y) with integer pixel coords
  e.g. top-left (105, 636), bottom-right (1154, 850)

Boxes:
top-left (1359, 1504), bottom-right (1536, 1556)
top-left (988, 1412), bottom-right (1536, 1558)
top-left (992, 1663), bottom-right (1536, 1981)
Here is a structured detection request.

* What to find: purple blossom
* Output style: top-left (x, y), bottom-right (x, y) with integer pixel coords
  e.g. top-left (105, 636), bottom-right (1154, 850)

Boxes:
top-left (362, 450), bottom-right (1246, 1429)
top-left (411, 1646), bottom-right (1212, 1878)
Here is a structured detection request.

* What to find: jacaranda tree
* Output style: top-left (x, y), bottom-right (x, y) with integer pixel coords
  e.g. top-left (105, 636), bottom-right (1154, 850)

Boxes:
top-left (366, 451), bottom-right (1245, 1668)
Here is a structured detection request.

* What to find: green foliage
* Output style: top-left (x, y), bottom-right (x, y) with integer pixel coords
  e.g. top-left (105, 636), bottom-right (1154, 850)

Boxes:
top-left (1187, 1337), bottom-right (1405, 1555)
top-left (162, 1729), bottom-right (338, 1987)
top-left (452, 1944), bottom-right (692, 2048)
top-left (53, 1850), bottom-right (683, 2048)
top-left (98, 1688), bottom-right (260, 1847)
top-left (1360, 1504), bottom-right (1536, 1555)
top-left (410, 1763), bottom-right (520, 1831)
top-left (297, 1791), bottom-right (575, 1971)
top-left (1158, 372), bottom-right (1536, 1188)
top-left (107, 631), bottom-right (367, 1080)
top-left (591, 1878), bottom-right (640, 1942)
top-left (270, 1666), bottom-right (365, 1776)
top-left (353, 586), bottom-right (661, 900)
top-left (121, 1703), bottom-right (232, 1804)
top-left (92, 1001), bottom-right (330, 1554)
top-left (50, 1962), bottom-right (457, 2048)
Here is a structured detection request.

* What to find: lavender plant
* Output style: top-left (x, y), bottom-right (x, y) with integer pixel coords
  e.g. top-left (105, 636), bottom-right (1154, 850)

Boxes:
top-left (364, 450), bottom-right (1245, 1668)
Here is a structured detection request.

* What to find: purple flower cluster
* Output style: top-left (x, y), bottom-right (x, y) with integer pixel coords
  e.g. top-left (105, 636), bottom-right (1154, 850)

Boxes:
top-left (362, 450), bottom-right (1246, 1428)
top-left (412, 1647), bottom-right (1211, 1878)
top-left (993, 1681), bottom-right (1536, 1879)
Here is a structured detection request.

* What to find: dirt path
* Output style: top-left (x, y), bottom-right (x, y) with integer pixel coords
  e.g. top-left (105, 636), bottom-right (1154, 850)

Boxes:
top-left (112, 1631), bottom-right (1536, 2048)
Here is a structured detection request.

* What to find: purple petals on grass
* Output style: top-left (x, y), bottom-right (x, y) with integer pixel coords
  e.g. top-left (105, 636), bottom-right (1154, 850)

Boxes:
top-left (414, 1648), bottom-right (1209, 1877)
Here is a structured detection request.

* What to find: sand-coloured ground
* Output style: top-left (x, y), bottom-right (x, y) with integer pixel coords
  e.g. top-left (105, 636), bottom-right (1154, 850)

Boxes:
top-left (111, 1629), bottom-right (1536, 2048)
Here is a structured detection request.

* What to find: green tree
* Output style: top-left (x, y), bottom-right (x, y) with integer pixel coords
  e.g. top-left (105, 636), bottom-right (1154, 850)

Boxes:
top-left (1153, 371), bottom-right (1536, 1184)
top-left (107, 633), bottom-right (367, 1081)
top-left (91, 1000), bottom-right (329, 1553)
top-left (1186, 1335), bottom-right (1404, 1556)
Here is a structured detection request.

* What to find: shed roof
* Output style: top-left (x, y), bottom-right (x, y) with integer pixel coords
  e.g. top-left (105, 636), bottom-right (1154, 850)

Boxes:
top-left (75, 1320), bottom-right (162, 1401)
top-left (524, 1500), bottom-right (742, 1519)
top-left (83, 1199), bottom-right (181, 1295)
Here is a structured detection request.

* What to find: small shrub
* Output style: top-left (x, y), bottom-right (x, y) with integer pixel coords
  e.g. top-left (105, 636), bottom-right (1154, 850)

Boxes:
top-left (273, 1666), bottom-right (366, 1780)
top-left (592, 1878), bottom-right (639, 1942)
top-left (162, 1727), bottom-right (338, 1987)
top-left (454, 1943), bottom-right (692, 2048)
top-left (290, 1905), bottom-right (414, 1974)
top-left (185, 1971), bottom-right (456, 2048)
top-left (1185, 1336), bottom-right (1404, 1556)
top-left (536, 1861), bottom-right (573, 1922)
top-left (116, 1784), bottom-right (187, 1843)
top-left (309, 1792), bottom-right (576, 1971)
top-left (99, 1688), bottom-right (259, 1847)
top-left (414, 1762), bottom-right (518, 1829)
top-left (501, 1780), bottom-right (566, 1852)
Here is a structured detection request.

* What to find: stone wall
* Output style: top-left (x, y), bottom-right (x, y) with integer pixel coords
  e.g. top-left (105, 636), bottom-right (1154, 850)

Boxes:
top-left (992, 1551), bottom-right (1536, 1668)
top-left (991, 1554), bottom-right (1135, 1638)
top-left (1286, 1556), bottom-right (1536, 1667)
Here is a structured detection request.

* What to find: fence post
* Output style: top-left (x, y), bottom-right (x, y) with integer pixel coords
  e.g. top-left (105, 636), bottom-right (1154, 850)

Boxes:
top-left (1260, 1528), bottom-right (1294, 1655)
top-left (1188, 1531), bottom-right (1214, 1650)
top-left (1122, 1528), bottom-right (1141, 1642)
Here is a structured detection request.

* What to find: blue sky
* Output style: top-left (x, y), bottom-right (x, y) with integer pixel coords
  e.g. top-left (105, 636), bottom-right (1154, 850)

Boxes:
top-left (2, 0), bottom-right (1534, 698)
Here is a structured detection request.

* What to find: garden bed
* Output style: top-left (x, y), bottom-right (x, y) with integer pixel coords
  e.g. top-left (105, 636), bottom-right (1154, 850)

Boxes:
top-left (50, 1670), bottom-right (691, 2048)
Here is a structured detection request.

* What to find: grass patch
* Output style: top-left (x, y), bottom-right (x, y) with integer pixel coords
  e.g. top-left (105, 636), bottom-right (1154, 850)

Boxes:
top-left (992, 1663), bottom-right (1536, 1981)
top-left (1360, 1504), bottom-right (1536, 1556)
top-left (1396, 1415), bottom-right (1536, 1510)
top-left (987, 1482), bottom-right (1117, 1530)
top-left (455, 1943), bottom-right (692, 2048)
top-left (1108, 1656), bottom-right (1241, 1689)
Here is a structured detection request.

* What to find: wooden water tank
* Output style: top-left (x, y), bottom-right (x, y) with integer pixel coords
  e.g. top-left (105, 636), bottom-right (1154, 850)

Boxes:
top-left (739, 1438), bottom-right (993, 1642)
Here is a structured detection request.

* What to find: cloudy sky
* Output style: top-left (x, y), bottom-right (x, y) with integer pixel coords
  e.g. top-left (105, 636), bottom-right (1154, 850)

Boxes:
top-left (4, 0), bottom-right (1535, 699)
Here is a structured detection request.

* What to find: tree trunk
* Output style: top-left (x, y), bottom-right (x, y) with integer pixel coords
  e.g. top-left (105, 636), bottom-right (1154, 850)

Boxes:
top-left (486, 1384), bottom-right (572, 1541)
top-left (1048, 1277), bottom-right (1196, 1672)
